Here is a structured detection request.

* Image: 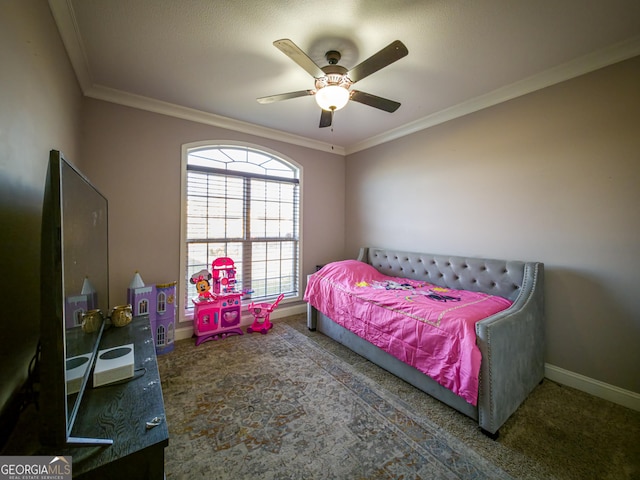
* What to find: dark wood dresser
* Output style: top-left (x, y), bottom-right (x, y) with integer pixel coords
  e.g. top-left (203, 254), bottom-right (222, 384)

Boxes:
top-left (2, 316), bottom-right (169, 479)
top-left (70, 316), bottom-right (169, 479)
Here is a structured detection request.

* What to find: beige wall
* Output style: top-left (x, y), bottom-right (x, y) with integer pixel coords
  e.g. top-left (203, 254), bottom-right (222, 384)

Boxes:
top-left (0, 0), bottom-right (82, 412)
top-left (79, 99), bottom-right (345, 315)
top-left (345, 56), bottom-right (640, 393)
top-left (3, 0), bottom-right (637, 420)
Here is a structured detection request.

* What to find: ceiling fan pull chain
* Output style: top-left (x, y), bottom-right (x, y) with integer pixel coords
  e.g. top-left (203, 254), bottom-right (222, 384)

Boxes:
top-left (330, 115), bottom-right (335, 149)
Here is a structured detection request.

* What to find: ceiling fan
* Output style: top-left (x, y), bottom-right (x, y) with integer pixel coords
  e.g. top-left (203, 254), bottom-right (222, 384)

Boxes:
top-left (257, 39), bottom-right (409, 128)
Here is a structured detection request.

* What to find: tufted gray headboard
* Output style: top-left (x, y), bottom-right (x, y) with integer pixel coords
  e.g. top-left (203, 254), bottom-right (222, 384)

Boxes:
top-left (358, 247), bottom-right (533, 302)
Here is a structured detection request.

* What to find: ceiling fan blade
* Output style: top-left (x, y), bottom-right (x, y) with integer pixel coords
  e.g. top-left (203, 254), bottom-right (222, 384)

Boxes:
top-left (257, 90), bottom-right (314, 104)
top-left (350, 90), bottom-right (401, 112)
top-left (319, 109), bottom-right (333, 128)
top-left (273, 39), bottom-right (325, 78)
top-left (347, 40), bottom-right (408, 83)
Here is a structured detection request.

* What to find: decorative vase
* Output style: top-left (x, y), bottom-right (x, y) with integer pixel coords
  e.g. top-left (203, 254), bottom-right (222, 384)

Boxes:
top-left (81, 309), bottom-right (103, 333)
top-left (111, 304), bottom-right (133, 327)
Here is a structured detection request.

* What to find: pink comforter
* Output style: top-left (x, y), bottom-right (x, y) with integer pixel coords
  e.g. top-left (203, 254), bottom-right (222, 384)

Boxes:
top-left (304, 260), bottom-right (513, 405)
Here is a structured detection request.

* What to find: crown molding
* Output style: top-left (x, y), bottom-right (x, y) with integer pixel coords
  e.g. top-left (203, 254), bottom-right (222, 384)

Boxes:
top-left (47, 0), bottom-right (344, 156)
top-left (85, 85), bottom-right (345, 155)
top-left (49, 0), bottom-right (93, 92)
top-left (345, 35), bottom-right (640, 155)
top-left (49, 0), bottom-right (639, 157)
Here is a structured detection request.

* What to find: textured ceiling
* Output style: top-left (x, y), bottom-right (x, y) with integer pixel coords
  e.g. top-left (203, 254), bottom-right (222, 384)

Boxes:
top-left (50, 0), bottom-right (640, 153)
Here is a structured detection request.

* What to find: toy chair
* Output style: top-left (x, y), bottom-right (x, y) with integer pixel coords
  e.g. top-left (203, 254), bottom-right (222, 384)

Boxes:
top-left (246, 293), bottom-right (284, 335)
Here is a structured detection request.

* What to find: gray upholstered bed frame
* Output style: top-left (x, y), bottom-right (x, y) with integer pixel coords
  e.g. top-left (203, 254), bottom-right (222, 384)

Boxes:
top-left (307, 246), bottom-right (545, 437)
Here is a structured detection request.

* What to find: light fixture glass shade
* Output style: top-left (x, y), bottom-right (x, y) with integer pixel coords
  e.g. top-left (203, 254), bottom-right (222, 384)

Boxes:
top-left (315, 85), bottom-right (350, 111)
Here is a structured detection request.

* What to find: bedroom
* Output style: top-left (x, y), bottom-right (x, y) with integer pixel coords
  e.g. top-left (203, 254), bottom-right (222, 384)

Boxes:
top-left (1, 0), bottom-right (638, 474)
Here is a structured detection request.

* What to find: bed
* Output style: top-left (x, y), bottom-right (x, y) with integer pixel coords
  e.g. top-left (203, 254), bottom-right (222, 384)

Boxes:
top-left (304, 247), bottom-right (545, 437)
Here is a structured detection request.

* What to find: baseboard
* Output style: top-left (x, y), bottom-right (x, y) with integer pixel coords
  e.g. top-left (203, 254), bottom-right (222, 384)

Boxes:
top-left (174, 303), bottom-right (307, 342)
top-left (174, 325), bottom-right (195, 342)
top-left (545, 363), bottom-right (640, 412)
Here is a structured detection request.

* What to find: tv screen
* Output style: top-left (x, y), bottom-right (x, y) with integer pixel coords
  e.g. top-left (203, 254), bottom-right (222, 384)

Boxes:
top-left (39, 150), bottom-right (109, 446)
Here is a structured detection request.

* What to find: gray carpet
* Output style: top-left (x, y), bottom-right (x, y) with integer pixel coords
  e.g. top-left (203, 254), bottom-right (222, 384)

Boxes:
top-left (158, 315), bottom-right (640, 479)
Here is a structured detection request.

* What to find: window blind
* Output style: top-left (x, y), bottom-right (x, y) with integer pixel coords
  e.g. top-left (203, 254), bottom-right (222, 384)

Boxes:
top-left (184, 161), bottom-right (299, 311)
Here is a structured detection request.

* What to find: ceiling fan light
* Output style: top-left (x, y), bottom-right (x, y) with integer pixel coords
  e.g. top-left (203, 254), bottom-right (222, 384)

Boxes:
top-left (315, 85), bottom-right (350, 111)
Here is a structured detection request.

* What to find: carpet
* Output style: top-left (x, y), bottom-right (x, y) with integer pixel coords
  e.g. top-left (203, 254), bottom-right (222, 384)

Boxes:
top-left (158, 318), bottom-right (512, 479)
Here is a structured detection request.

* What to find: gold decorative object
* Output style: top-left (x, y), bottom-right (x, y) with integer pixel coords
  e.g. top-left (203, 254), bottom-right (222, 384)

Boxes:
top-left (111, 304), bottom-right (133, 327)
top-left (81, 309), bottom-right (103, 333)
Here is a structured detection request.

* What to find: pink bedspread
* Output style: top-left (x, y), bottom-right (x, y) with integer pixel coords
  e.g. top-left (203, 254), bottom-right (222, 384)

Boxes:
top-left (304, 260), bottom-right (513, 405)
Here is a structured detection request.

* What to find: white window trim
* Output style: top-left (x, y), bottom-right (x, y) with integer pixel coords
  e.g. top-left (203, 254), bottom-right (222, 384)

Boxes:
top-left (179, 140), bottom-right (304, 323)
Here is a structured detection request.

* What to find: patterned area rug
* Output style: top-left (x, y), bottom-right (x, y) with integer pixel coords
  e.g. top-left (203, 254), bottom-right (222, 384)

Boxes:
top-left (158, 318), bottom-right (512, 479)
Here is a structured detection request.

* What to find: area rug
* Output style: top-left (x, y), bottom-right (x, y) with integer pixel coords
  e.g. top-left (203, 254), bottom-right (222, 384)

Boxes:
top-left (157, 319), bottom-right (512, 479)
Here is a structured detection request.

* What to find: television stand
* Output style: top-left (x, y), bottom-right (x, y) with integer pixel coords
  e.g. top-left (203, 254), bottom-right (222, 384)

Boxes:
top-left (1, 316), bottom-right (168, 479)
top-left (68, 316), bottom-right (168, 479)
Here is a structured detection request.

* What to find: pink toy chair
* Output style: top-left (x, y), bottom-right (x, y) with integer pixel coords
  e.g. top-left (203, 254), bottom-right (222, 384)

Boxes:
top-left (246, 293), bottom-right (284, 334)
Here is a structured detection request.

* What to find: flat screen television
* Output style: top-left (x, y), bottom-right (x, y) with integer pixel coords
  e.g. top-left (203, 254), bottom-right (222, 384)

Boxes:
top-left (40, 150), bottom-right (112, 446)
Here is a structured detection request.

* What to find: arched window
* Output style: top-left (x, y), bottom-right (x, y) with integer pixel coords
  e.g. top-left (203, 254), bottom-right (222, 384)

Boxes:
top-left (138, 299), bottom-right (149, 315)
top-left (156, 325), bottom-right (166, 347)
top-left (74, 309), bottom-right (84, 327)
top-left (180, 143), bottom-right (300, 320)
top-left (157, 291), bottom-right (166, 314)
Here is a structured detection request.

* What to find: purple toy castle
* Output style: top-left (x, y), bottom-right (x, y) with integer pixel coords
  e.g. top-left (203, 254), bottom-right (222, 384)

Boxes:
top-left (65, 276), bottom-right (97, 329)
top-left (127, 271), bottom-right (176, 355)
